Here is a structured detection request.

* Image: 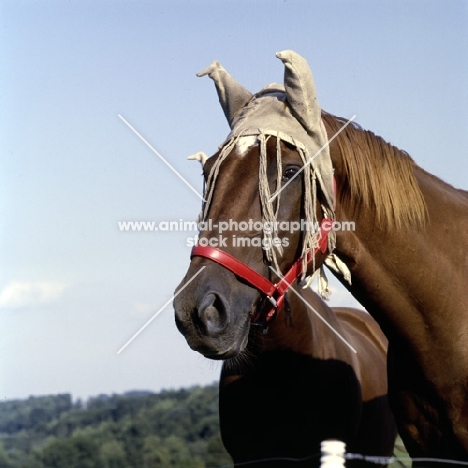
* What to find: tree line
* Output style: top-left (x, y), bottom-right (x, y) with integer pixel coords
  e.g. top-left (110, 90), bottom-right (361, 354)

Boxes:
top-left (0, 384), bottom-right (232, 468)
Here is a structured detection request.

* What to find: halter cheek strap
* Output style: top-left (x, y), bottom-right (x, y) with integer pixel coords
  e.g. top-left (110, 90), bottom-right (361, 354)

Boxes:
top-left (190, 216), bottom-right (331, 325)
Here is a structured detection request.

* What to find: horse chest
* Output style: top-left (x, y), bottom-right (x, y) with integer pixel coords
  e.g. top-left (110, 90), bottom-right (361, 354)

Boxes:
top-left (219, 351), bottom-right (364, 463)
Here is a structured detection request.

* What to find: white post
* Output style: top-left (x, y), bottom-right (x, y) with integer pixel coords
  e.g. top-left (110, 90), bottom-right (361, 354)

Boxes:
top-left (320, 440), bottom-right (346, 468)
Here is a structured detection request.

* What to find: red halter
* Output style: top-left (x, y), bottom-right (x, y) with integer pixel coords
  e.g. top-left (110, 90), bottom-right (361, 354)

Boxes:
top-left (190, 216), bottom-right (332, 325)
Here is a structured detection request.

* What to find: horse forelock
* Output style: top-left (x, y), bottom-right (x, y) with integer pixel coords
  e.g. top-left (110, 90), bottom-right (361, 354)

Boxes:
top-left (201, 131), bottom-right (329, 278)
top-left (322, 112), bottom-right (427, 230)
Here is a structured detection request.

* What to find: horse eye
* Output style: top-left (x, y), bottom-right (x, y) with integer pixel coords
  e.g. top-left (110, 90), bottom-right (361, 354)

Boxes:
top-left (282, 167), bottom-right (300, 181)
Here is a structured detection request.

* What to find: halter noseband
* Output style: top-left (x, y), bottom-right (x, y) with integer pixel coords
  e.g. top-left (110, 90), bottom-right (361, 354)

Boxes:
top-left (190, 215), bottom-right (332, 326)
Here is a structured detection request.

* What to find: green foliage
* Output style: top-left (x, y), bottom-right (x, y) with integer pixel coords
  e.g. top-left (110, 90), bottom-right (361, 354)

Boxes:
top-left (99, 440), bottom-right (127, 468)
top-left (0, 443), bottom-right (15, 468)
top-left (40, 435), bottom-right (102, 468)
top-left (0, 395), bottom-right (72, 435)
top-left (0, 384), bottom-right (232, 468)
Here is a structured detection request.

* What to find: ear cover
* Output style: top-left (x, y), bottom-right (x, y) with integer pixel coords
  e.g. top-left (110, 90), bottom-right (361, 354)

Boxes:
top-left (197, 61), bottom-right (253, 128)
top-left (276, 50), bottom-right (322, 135)
top-left (276, 50), bottom-right (335, 220)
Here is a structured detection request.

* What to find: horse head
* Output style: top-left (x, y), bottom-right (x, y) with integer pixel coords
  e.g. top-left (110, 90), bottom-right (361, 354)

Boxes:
top-left (174, 50), bottom-right (335, 359)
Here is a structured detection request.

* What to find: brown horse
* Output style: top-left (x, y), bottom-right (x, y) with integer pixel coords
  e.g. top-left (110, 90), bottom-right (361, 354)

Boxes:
top-left (321, 111), bottom-right (468, 463)
top-left (174, 52), bottom-right (397, 466)
top-left (175, 50), bottom-right (468, 464)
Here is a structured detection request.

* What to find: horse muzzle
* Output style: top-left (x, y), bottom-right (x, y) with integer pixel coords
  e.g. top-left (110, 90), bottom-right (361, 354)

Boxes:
top-left (173, 265), bottom-right (254, 359)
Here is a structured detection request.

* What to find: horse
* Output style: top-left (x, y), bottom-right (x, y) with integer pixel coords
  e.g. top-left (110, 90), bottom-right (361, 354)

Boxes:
top-left (174, 50), bottom-right (468, 464)
top-left (174, 51), bottom-right (398, 466)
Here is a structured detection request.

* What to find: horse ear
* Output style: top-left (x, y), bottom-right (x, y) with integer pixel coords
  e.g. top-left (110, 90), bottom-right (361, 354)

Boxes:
top-left (276, 50), bottom-right (321, 134)
top-left (197, 61), bottom-right (252, 128)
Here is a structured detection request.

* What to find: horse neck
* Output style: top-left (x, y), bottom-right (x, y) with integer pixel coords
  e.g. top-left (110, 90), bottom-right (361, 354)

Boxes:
top-left (334, 165), bottom-right (468, 348)
top-left (257, 286), bottom-right (353, 362)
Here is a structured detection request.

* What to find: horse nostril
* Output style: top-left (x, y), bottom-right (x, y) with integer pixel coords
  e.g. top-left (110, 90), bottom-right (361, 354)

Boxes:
top-left (198, 293), bottom-right (227, 335)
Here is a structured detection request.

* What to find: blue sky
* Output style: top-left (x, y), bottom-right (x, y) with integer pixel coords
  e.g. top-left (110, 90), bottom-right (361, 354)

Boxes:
top-left (1, 0), bottom-right (467, 401)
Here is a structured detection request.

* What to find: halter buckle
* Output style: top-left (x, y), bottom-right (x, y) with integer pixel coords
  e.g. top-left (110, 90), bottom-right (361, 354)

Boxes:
top-left (266, 295), bottom-right (277, 308)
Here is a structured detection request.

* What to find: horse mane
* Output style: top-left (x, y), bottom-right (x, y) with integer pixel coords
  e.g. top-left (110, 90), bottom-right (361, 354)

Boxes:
top-left (322, 111), bottom-right (427, 230)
